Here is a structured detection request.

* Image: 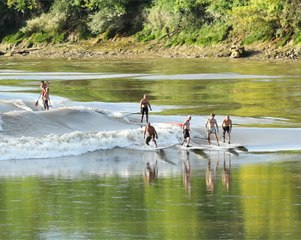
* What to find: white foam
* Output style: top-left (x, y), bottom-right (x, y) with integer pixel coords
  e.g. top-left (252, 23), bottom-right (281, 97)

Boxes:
top-left (0, 123), bottom-right (181, 160)
top-left (0, 72), bottom-right (147, 81)
top-left (0, 117), bottom-right (3, 131)
top-left (135, 73), bottom-right (281, 80)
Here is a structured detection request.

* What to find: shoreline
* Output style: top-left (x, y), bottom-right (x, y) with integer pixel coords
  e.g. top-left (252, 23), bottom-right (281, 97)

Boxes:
top-left (1, 37), bottom-right (301, 61)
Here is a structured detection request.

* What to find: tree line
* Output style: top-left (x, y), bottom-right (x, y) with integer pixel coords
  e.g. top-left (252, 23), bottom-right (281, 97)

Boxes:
top-left (1, 0), bottom-right (301, 46)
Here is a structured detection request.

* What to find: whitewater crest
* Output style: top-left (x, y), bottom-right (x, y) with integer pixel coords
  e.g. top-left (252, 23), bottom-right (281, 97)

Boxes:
top-left (0, 101), bottom-right (182, 160)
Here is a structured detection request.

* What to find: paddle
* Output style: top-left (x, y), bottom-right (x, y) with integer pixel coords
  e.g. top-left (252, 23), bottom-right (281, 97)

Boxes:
top-left (35, 94), bottom-right (41, 107)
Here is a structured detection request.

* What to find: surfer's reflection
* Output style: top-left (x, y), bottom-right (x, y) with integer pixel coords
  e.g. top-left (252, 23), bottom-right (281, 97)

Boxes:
top-left (182, 151), bottom-right (191, 196)
top-left (144, 160), bottom-right (158, 185)
top-left (222, 152), bottom-right (231, 191)
top-left (206, 157), bottom-right (219, 193)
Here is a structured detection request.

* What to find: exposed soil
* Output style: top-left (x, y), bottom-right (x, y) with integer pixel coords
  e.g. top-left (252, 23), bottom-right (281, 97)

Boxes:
top-left (1, 37), bottom-right (301, 61)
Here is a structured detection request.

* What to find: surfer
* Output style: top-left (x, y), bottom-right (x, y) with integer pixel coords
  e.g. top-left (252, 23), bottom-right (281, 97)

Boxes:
top-left (140, 94), bottom-right (152, 123)
top-left (222, 115), bottom-right (232, 144)
top-left (43, 86), bottom-right (50, 110)
top-left (144, 122), bottom-right (158, 148)
top-left (40, 81), bottom-right (46, 93)
top-left (205, 113), bottom-right (220, 146)
top-left (181, 115), bottom-right (192, 147)
top-left (37, 80), bottom-right (48, 107)
top-left (41, 81), bottom-right (50, 110)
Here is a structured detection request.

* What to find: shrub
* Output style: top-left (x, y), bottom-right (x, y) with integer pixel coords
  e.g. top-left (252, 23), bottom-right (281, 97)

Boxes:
top-left (2, 31), bottom-right (25, 44)
top-left (21, 12), bottom-right (66, 36)
top-left (87, 6), bottom-right (126, 35)
top-left (196, 22), bottom-right (230, 45)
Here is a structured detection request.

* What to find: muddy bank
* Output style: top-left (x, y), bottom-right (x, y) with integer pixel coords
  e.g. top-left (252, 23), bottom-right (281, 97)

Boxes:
top-left (1, 37), bottom-right (301, 61)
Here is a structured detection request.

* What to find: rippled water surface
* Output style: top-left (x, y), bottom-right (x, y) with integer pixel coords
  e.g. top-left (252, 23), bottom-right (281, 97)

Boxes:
top-left (0, 57), bottom-right (300, 239)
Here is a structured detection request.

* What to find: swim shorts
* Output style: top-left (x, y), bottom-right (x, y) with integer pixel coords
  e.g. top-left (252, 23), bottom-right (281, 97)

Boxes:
top-left (146, 134), bottom-right (155, 145)
top-left (207, 128), bottom-right (216, 134)
top-left (222, 126), bottom-right (230, 133)
top-left (141, 107), bottom-right (148, 115)
top-left (183, 129), bottom-right (190, 138)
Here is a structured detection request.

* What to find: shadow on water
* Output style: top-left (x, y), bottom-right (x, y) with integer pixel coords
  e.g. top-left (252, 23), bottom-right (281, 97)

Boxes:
top-left (156, 149), bottom-right (177, 166)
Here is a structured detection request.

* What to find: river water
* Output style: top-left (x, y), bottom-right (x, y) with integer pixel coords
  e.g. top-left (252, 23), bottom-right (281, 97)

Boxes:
top-left (0, 57), bottom-right (300, 239)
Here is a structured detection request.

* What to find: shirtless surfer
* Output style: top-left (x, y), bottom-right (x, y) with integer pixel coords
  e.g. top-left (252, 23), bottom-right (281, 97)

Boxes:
top-left (181, 115), bottom-right (192, 147)
top-left (42, 86), bottom-right (50, 110)
top-left (140, 94), bottom-right (152, 123)
top-left (205, 113), bottom-right (220, 146)
top-left (144, 122), bottom-right (158, 148)
top-left (222, 115), bottom-right (232, 144)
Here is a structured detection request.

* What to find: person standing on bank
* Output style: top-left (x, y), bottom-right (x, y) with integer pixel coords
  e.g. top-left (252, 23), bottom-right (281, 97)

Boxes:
top-left (222, 115), bottom-right (232, 144)
top-left (205, 113), bottom-right (220, 146)
top-left (181, 115), bottom-right (192, 147)
top-left (140, 94), bottom-right (152, 123)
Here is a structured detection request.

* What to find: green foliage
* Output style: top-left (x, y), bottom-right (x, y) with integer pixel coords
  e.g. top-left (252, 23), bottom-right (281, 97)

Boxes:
top-left (2, 31), bottom-right (25, 44)
top-left (21, 12), bottom-right (66, 36)
top-left (294, 32), bottom-right (301, 44)
top-left (144, 0), bottom-right (206, 32)
top-left (1, 0), bottom-right (301, 46)
top-left (26, 32), bottom-right (65, 44)
top-left (87, 5), bottom-right (127, 35)
top-left (28, 32), bottom-right (52, 43)
top-left (6, 0), bottom-right (41, 12)
top-left (196, 22), bottom-right (230, 45)
top-left (86, 0), bottom-right (149, 36)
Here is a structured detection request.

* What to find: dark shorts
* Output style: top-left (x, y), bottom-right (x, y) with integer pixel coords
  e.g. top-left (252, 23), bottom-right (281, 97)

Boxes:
top-left (141, 107), bottom-right (148, 115)
top-left (223, 126), bottom-right (230, 133)
top-left (146, 134), bottom-right (155, 144)
top-left (183, 129), bottom-right (190, 138)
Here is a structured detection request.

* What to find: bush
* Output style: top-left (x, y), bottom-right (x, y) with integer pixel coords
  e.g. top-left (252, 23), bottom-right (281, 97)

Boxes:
top-left (196, 22), bottom-right (230, 45)
top-left (87, 6), bottom-right (126, 36)
top-left (21, 12), bottom-right (66, 36)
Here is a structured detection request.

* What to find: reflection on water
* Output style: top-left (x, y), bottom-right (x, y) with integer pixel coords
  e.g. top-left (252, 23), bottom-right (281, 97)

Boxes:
top-left (222, 152), bottom-right (232, 191)
top-left (206, 157), bottom-right (219, 193)
top-left (0, 151), bottom-right (300, 239)
top-left (182, 151), bottom-right (191, 196)
top-left (144, 160), bottom-right (158, 185)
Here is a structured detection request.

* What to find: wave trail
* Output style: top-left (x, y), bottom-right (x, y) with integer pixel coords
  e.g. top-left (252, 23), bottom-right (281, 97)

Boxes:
top-left (0, 124), bottom-right (181, 160)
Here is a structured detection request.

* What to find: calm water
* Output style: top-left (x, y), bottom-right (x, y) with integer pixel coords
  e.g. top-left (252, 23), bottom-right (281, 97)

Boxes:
top-left (0, 57), bottom-right (300, 239)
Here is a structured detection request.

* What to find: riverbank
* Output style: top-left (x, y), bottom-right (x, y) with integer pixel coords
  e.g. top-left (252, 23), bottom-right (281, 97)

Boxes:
top-left (1, 37), bottom-right (301, 61)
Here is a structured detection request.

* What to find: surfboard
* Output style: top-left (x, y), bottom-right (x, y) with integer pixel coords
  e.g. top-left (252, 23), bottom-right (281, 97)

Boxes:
top-left (176, 145), bottom-right (207, 150)
top-left (205, 142), bottom-right (246, 150)
top-left (145, 144), bottom-right (177, 151)
top-left (177, 142), bottom-right (246, 154)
